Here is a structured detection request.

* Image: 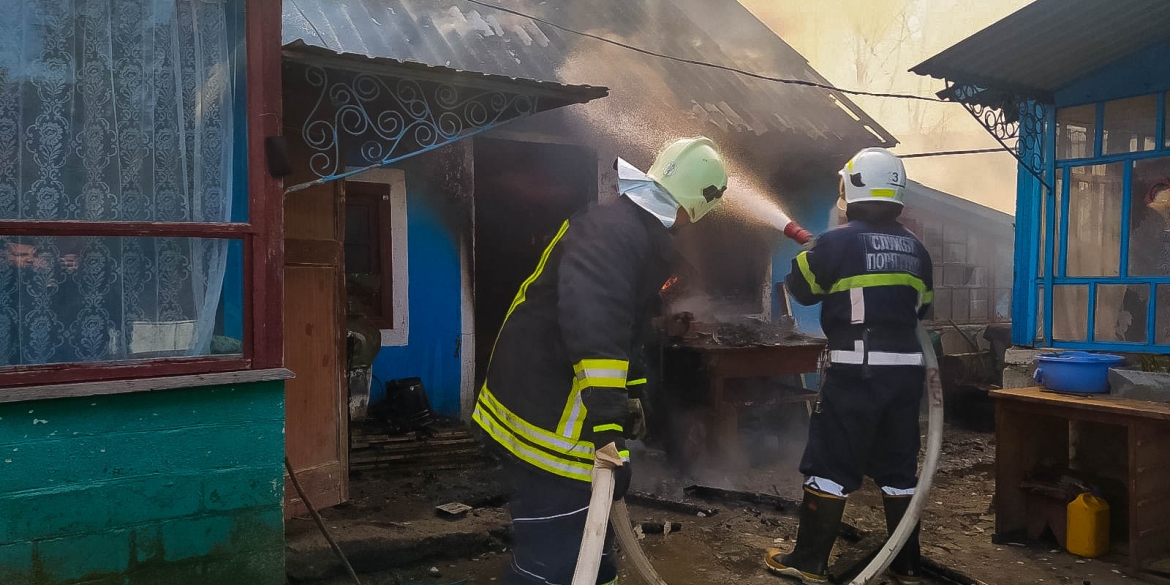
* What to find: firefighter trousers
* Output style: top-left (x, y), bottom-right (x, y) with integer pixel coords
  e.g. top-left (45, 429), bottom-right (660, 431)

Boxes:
top-left (501, 458), bottom-right (617, 585)
top-left (799, 364), bottom-right (925, 497)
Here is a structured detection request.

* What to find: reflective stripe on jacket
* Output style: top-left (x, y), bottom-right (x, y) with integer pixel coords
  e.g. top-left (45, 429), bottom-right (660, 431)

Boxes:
top-left (473, 197), bottom-right (673, 482)
top-left (785, 219), bottom-right (934, 356)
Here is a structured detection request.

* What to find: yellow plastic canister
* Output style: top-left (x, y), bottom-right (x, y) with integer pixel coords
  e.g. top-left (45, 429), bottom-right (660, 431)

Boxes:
top-left (1066, 493), bottom-right (1110, 558)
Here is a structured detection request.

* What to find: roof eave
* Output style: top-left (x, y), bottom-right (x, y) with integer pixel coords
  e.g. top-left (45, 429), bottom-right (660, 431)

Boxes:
top-left (920, 72), bottom-right (1054, 106)
top-left (282, 41), bottom-right (610, 105)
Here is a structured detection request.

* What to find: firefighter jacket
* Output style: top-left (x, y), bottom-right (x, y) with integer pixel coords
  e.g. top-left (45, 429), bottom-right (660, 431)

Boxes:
top-left (473, 196), bottom-right (674, 482)
top-left (785, 219), bottom-right (934, 366)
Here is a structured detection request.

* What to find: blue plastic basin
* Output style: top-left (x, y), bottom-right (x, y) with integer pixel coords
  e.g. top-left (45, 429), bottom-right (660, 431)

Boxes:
top-left (1034, 351), bottom-right (1125, 394)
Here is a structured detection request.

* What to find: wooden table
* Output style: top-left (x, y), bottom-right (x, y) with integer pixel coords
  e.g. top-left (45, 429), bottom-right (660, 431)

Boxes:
top-left (675, 336), bottom-right (826, 466)
top-left (992, 387), bottom-right (1170, 568)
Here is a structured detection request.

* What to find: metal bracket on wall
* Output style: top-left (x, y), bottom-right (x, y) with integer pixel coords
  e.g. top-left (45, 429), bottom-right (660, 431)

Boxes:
top-left (945, 81), bottom-right (1051, 191)
top-left (283, 61), bottom-right (542, 194)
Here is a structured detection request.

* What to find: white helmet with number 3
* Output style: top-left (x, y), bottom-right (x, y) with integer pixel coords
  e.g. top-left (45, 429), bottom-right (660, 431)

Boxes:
top-left (839, 148), bottom-right (907, 206)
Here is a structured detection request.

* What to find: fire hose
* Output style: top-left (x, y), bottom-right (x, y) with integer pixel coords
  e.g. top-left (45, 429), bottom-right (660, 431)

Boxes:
top-left (572, 220), bottom-right (944, 585)
top-left (847, 324), bottom-right (942, 585)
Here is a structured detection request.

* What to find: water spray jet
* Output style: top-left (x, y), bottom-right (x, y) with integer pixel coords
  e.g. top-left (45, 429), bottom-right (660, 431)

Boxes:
top-left (723, 178), bottom-right (814, 245)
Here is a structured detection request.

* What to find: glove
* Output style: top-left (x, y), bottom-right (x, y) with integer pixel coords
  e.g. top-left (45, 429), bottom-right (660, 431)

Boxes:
top-left (625, 398), bottom-right (647, 441)
top-left (613, 460), bottom-right (632, 502)
top-left (801, 236), bottom-right (817, 251)
top-left (593, 430), bottom-right (631, 501)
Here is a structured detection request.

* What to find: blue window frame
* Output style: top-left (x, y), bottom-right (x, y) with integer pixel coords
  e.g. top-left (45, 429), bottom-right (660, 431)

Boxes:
top-left (1020, 91), bottom-right (1170, 353)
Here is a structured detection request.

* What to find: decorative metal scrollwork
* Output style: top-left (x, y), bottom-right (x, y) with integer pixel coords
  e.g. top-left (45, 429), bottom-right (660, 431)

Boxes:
top-left (947, 82), bottom-right (1049, 189)
top-left (949, 83), bottom-right (1021, 140)
top-left (296, 63), bottom-right (541, 180)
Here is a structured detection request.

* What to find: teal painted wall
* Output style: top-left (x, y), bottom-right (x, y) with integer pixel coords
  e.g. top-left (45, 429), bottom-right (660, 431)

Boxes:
top-left (0, 381), bottom-right (286, 585)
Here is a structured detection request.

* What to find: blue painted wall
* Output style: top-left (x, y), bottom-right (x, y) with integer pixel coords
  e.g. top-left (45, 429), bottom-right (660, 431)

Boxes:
top-left (370, 155), bottom-right (465, 418)
top-left (1054, 40), bottom-right (1170, 108)
top-left (771, 176), bottom-right (839, 337)
top-left (0, 381), bottom-right (286, 585)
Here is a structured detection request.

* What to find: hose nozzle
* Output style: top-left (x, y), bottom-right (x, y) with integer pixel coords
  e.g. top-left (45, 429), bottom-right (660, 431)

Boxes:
top-left (783, 221), bottom-right (814, 245)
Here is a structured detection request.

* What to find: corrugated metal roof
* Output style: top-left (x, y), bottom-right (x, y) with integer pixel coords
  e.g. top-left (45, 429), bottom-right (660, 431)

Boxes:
top-left (283, 0), bottom-right (895, 145)
top-left (912, 0), bottom-right (1170, 100)
top-left (283, 41), bottom-right (609, 103)
top-left (904, 180), bottom-right (1014, 233)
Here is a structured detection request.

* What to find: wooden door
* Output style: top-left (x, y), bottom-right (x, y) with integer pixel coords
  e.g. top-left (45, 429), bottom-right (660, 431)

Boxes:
top-left (283, 178), bottom-right (349, 517)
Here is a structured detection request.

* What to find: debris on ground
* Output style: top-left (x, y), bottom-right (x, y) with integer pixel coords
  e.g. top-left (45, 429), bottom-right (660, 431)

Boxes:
top-left (639, 521), bottom-right (683, 535)
top-left (436, 502), bottom-right (473, 518)
top-left (625, 490), bottom-right (719, 517)
top-left (709, 321), bottom-right (797, 347)
top-left (350, 422), bottom-right (482, 473)
top-left (289, 426), bottom-right (1141, 585)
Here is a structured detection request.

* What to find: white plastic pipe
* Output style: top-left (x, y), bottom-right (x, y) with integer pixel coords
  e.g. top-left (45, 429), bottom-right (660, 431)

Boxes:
top-left (848, 324), bottom-right (944, 585)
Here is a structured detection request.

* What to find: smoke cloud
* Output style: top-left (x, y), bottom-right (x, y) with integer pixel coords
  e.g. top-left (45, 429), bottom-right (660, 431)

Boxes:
top-left (739, 0), bottom-right (1035, 214)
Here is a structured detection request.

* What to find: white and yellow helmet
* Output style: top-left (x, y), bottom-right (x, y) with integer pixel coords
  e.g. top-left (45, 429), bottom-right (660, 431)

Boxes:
top-left (839, 148), bottom-right (907, 206)
top-left (647, 137), bottom-right (729, 222)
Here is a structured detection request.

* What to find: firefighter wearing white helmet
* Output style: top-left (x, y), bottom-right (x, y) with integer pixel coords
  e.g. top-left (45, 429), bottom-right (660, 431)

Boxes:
top-left (766, 147), bottom-right (933, 585)
top-left (474, 137), bottom-right (728, 585)
top-left (837, 147), bottom-right (908, 208)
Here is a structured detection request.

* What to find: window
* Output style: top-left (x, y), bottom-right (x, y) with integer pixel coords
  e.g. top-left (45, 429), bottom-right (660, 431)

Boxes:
top-left (0, 0), bottom-right (282, 384)
top-left (1128, 157), bottom-right (1170, 277)
top-left (1052, 285), bottom-right (1088, 341)
top-left (1057, 104), bottom-right (1097, 160)
top-left (1065, 163), bottom-right (1123, 277)
top-left (1103, 95), bottom-right (1158, 155)
top-left (344, 182), bottom-right (394, 328)
top-left (1034, 92), bottom-right (1170, 351)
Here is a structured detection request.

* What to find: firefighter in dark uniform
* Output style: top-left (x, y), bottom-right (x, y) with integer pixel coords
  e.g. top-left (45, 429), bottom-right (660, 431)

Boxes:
top-left (765, 148), bottom-right (934, 585)
top-left (473, 137), bottom-right (730, 585)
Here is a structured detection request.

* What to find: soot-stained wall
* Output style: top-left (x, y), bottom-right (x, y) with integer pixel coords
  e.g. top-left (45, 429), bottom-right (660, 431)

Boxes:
top-left (369, 143), bottom-right (472, 418)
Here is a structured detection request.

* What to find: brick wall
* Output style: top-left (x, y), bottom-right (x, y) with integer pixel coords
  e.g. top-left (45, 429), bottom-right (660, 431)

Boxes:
top-left (0, 381), bottom-right (285, 585)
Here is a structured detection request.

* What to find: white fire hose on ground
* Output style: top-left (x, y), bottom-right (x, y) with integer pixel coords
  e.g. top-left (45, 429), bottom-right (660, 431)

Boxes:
top-left (572, 325), bottom-right (944, 585)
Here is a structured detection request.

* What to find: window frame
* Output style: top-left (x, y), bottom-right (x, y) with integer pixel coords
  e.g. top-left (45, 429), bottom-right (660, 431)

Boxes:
top-left (343, 181), bottom-right (395, 329)
top-left (0, 0), bottom-right (285, 387)
top-left (1034, 91), bottom-right (1170, 353)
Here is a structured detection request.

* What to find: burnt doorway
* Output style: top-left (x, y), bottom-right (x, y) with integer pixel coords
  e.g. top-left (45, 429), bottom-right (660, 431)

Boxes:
top-left (473, 139), bottom-right (597, 384)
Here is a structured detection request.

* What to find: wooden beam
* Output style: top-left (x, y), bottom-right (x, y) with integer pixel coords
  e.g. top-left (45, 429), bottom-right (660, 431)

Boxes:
top-left (0, 357), bottom-right (253, 389)
top-left (247, 0), bottom-right (285, 369)
top-left (0, 368), bottom-right (294, 404)
top-left (0, 220), bottom-right (254, 237)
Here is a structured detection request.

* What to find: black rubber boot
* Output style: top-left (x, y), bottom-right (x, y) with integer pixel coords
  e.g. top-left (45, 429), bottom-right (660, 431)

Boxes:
top-left (764, 489), bottom-right (847, 584)
top-left (883, 495), bottom-right (923, 585)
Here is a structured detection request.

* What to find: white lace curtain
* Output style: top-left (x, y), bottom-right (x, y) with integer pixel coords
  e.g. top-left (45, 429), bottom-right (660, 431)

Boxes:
top-left (0, 0), bottom-right (237, 365)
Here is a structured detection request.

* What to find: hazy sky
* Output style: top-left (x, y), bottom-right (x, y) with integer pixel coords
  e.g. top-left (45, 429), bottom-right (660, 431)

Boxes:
top-left (739, 0), bottom-right (1036, 214)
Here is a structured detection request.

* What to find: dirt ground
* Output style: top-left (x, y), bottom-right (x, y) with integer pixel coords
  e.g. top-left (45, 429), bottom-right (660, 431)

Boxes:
top-left (291, 423), bottom-right (1152, 585)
